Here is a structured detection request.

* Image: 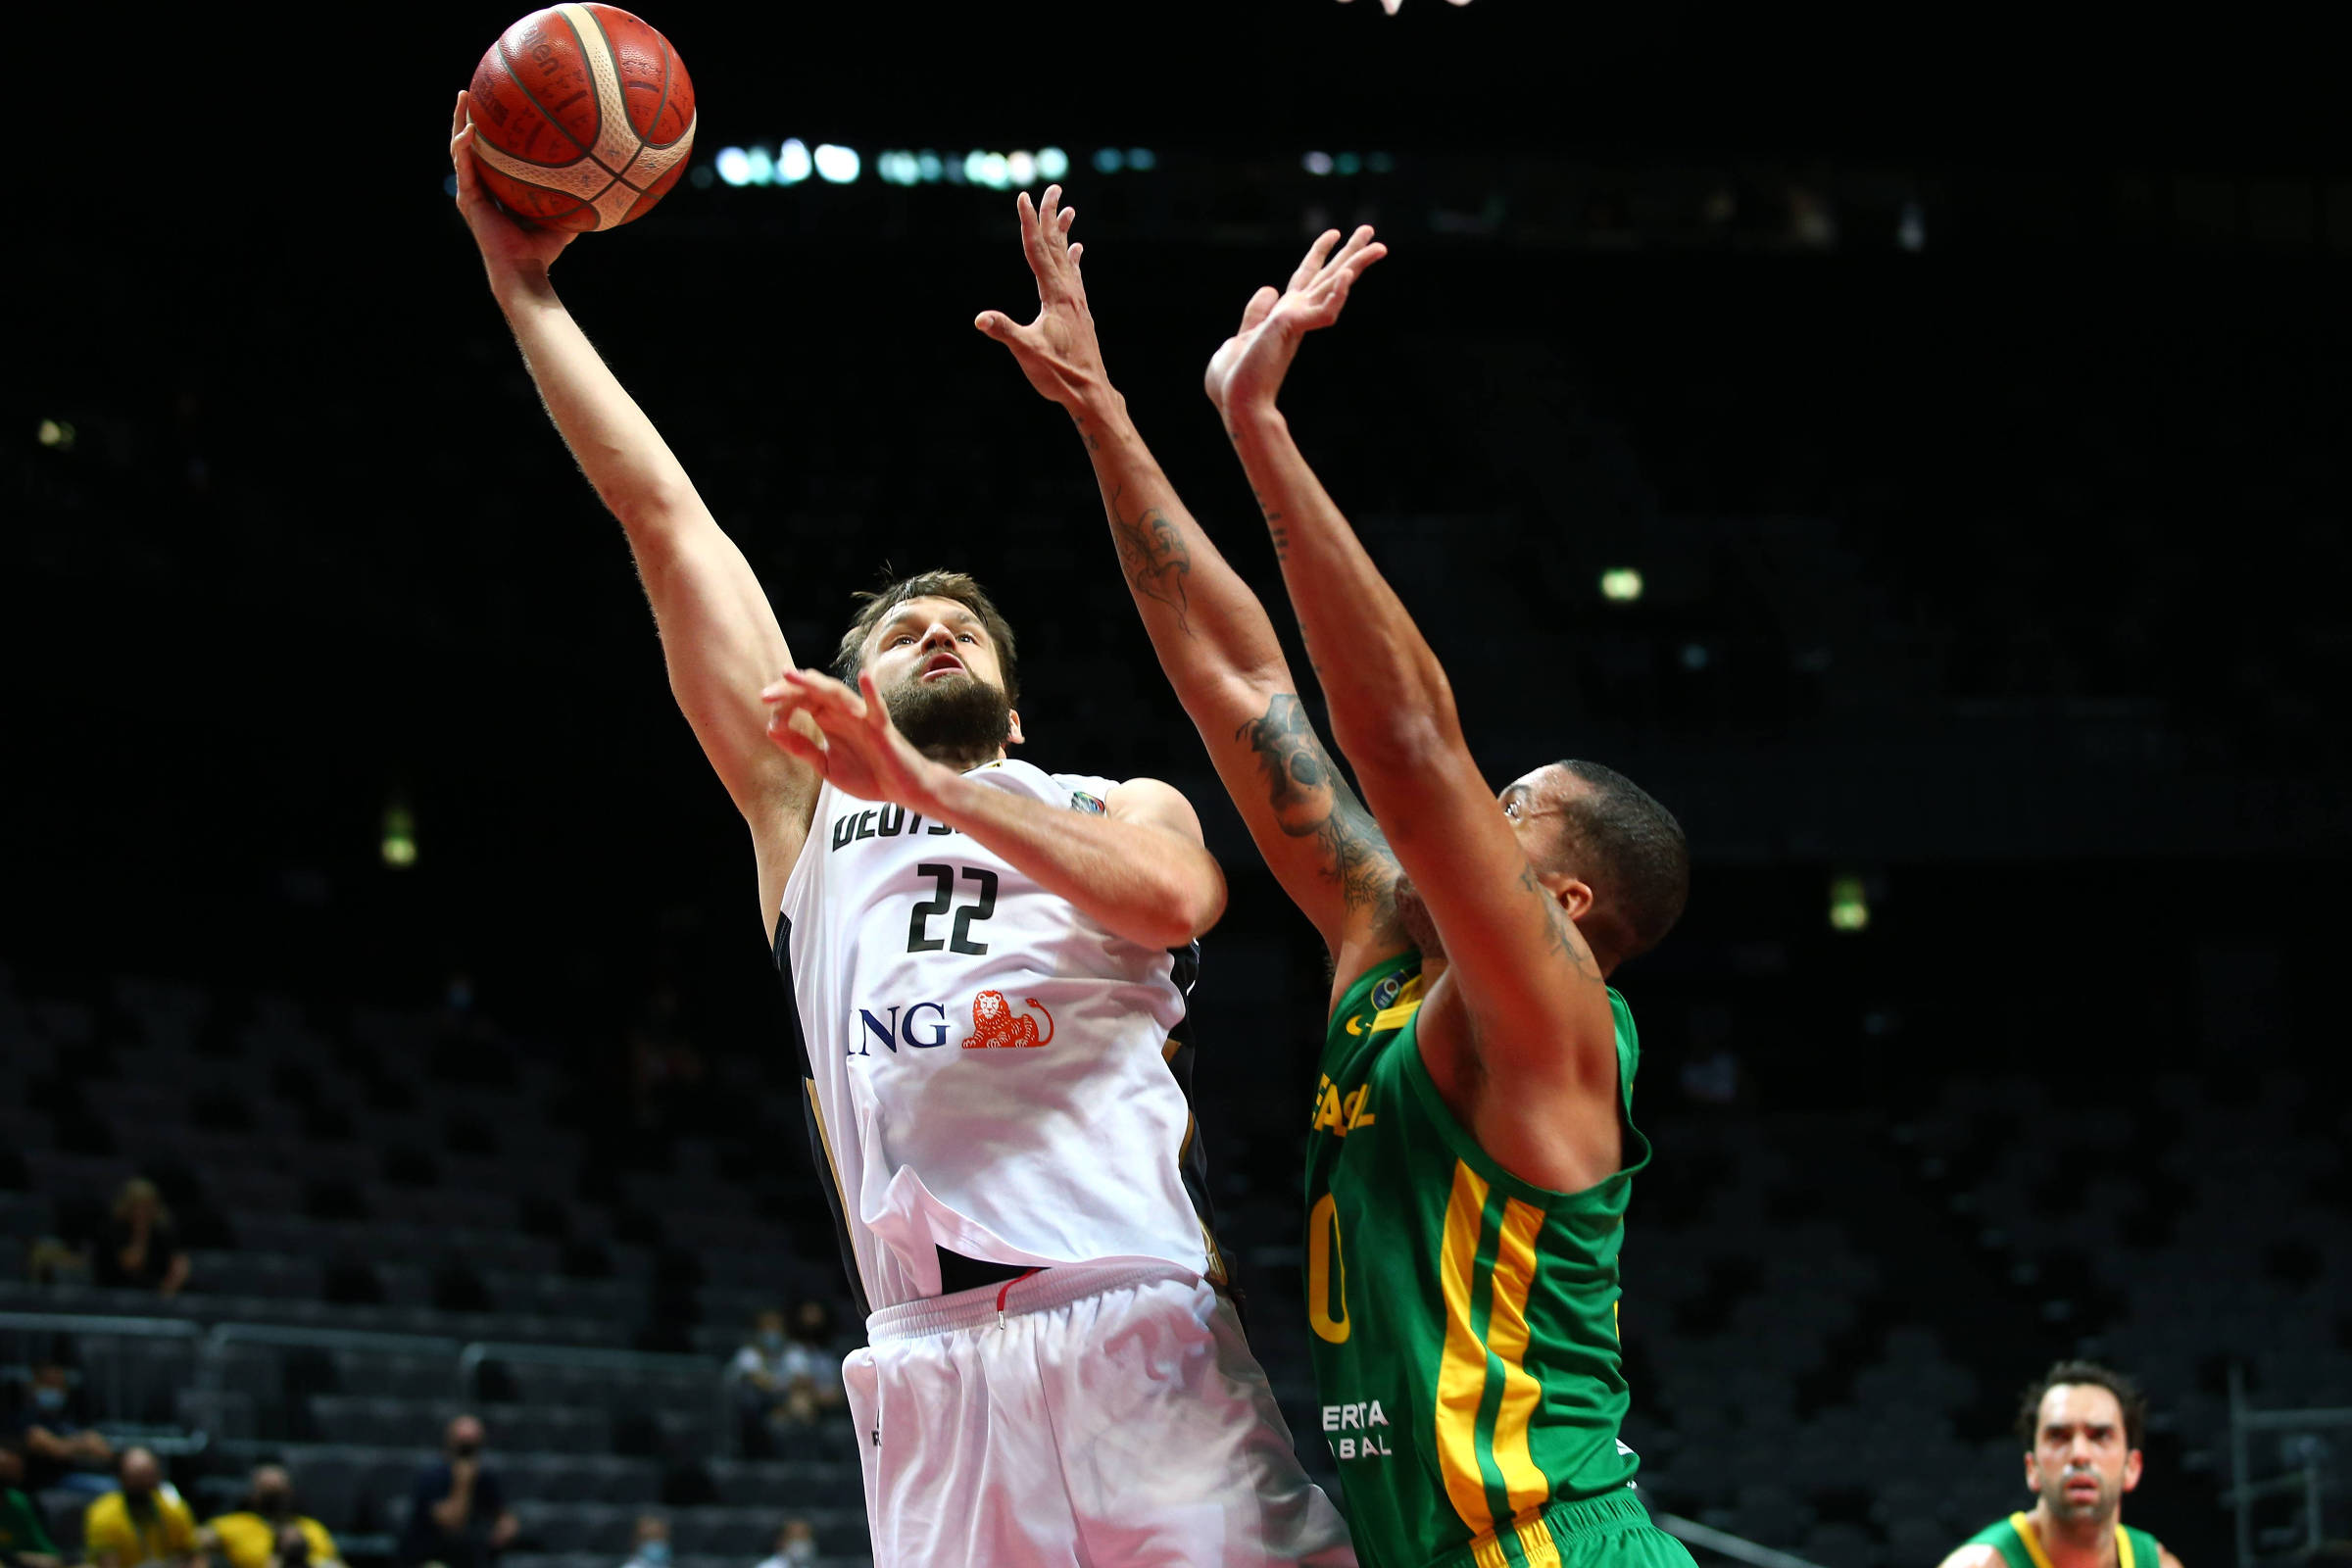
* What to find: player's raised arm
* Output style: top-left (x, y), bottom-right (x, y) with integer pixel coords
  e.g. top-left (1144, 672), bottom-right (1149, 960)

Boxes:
top-left (1210, 230), bottom-right (1625, 1185)
top-left (448, 94), bottom-right (818, 927)
top-left (975, 189), bottom-right (1405, 982)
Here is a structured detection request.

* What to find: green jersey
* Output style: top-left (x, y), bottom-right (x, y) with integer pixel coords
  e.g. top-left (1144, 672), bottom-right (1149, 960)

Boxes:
top-left (1305, 952), bottom-right (1654, 1568)
top-left (0, 1486), bottom-right (57, 1558)
top-left (1965, 1512), bottom-right (2165, 1568)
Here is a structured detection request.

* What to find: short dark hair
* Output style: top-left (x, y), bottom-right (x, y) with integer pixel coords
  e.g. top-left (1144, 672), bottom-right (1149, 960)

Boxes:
top-left (832, 570), bottom-right (1020, 708)
top-left (1551, 760), bottom-right (1689, 964)
top-left (2015, 1360), bottom-right (2148, 1451)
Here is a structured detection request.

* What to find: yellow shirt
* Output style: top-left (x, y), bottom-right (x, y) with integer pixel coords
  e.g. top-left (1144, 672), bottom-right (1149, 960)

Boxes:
top-left (206, 1513), bottom-right (340, 1568)
top-left (84, 1488), bottom-right (198, 1567)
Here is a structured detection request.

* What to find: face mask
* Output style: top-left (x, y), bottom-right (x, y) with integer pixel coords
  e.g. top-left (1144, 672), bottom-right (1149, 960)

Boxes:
top-left (32, 1388), bottom-right (66, 1412)
top-left (782, 1544), bottom-right (815, 1565)
top-left (758, 1332), bottom-right (785, 1352)
top-left (638, 1544), bottom-right (669, 1566)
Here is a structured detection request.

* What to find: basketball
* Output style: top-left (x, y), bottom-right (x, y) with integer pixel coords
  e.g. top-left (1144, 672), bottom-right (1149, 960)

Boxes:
top-left (465, 4), bottom-right (697, 232)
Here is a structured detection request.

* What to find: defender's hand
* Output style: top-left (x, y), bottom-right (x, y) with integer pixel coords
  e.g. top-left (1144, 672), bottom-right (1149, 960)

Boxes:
top-left (761, 668), bottom-right (956, 815)
top-left (974, 185), bottom-right (1105, 409)
top-left (449, 91), bottom-right (575, 280)
top-left (1205, 226), bottom-right (1386, 419)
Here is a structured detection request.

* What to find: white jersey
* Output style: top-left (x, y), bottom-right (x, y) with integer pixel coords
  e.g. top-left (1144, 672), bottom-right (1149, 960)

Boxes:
top-left (775, 760), bottom-right (1217, 1315)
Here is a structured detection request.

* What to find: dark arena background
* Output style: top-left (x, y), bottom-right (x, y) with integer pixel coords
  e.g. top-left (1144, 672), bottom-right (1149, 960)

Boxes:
top-left (10, 4), bottom-right (2350, 1568)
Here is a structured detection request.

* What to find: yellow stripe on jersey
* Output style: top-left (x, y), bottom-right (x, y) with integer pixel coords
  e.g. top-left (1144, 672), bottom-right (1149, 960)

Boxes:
top-left (1486, 1195), bottom-right (1553, 1520)
top-left (1470, 1538), bottom-right (1511, 1568)
top-left (2117, 1525), bottom-right (2135, 1568)
top-left (1515, 1514), bottom-right (1565, 1568)
top-left (2010, 1515), bottom-right (2057, 1568)
top-left (1437, 1160), bottom-right (1497, 1534)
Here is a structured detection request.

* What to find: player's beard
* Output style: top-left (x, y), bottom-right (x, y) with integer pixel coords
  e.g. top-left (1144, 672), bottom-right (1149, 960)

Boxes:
top-left (2042, 1465), bottom-right (2118, 1526)
top-left (884, 672), bottom-right (1013, 773)
top-left (1392, 873), bottom-right (1446, 960)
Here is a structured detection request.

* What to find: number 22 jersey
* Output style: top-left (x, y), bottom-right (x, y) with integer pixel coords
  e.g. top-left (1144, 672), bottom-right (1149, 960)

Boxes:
top-left (775, 759), bottom-right (1220, 1316)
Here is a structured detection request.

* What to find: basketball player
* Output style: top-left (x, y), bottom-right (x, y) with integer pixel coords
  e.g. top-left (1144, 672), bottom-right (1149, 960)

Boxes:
top-left (980, 193), bottom-right (1693, 1567)
top-left (1941, 1363), bottom-right (2183, 1568)
top-left (446, 100), bottom-right (1352, 1568)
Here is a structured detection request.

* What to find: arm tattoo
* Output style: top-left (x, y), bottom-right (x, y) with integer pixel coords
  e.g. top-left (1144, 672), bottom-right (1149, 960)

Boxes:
top-left (1239, 693), bottom-right (1398, 921)
top-left (1105, 483), bottom-right (1193, 636)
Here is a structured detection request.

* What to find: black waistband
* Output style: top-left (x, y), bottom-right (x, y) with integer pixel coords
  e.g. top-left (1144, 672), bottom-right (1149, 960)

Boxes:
top-left (936, 1247), bottom-right (1034, 1296)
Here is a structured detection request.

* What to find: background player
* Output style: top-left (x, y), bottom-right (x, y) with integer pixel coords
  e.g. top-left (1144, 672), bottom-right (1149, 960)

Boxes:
top-left (447, 102), bottom-right (1350, 1567)
top-left (1942, 1363), bottom-right (2184, 1568)
top-left (981, 194), bottom-right (1692, 1565)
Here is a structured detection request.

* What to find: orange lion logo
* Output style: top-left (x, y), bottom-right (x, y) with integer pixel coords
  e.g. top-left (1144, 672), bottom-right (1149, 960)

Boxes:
top-left (960, 990), bottom-right (1054, 1049)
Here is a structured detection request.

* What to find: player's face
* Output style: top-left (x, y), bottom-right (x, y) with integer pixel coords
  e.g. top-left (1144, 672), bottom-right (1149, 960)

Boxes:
top-left (2025, 1384), bottom-right (2141, 1523)
top-left (862, 598), bottom-right (1008, 702)
top-left (1498, 765), bottom-right (1586, 868)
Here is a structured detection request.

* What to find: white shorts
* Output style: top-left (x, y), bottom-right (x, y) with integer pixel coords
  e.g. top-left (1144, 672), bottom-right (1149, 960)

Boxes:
top-left (842, 1260), bottom-right (1357, 1567)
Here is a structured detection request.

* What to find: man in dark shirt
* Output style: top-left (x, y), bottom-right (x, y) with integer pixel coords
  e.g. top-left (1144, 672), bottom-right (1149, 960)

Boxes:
top-left (3, 1364), bottom-right (114, 1495)
top-left (398, 1418), bottom-right (515, 1568)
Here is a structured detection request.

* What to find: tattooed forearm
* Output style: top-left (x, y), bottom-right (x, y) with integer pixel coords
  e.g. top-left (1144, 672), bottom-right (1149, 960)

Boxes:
top-left (1249, 483), bottom-right (1289, 559)
top-left (1239, 693), bottom-right (1399, 919)
top-left (1104, 483), bottom-right (1194, 635)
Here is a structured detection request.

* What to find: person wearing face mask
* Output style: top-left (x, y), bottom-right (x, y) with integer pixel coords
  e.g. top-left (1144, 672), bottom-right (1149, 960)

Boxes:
top-left (205, 1466), bottom-right (341, 1568)
top-left (4, 1363), bottom-right (115, 1497)
top-left (1939, 1363), bottom-right (2185, 1568)
top-left (82, 1448), bottom-right (198, 1568)
top-left (751, 1519), bottom-right (818, 1568)
top-left (618, 1515), bottom-right (669, 1568)
top-left (397, 1417), bottom-right (516, 1568)
top-left (726, 1305), bottom-right (840, 1452)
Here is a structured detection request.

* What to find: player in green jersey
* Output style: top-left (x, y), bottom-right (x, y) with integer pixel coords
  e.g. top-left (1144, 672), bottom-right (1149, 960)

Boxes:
top-left (981, 194), bottom-right (1690, 1568)
top-left (1941, 1362), bottom-right (2184, 1568)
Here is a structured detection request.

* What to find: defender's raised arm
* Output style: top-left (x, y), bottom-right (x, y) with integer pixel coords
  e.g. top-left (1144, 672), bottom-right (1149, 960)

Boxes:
top-left (1211, 229), bottom-right (1627, 1191)
top-left (977, 189), bottom-right (1406, 987)
top-left (449, 94), bottom-right (817, 928)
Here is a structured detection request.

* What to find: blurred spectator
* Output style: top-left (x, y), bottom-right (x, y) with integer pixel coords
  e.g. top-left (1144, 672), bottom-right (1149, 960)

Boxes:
top-left (82, 1448), bottom-right (197, 1568)
top-left (617, 1514), bottom-right (667, 1568)
top-left (205, 1466), bottom-right (340, 1568)
top-left (751, 1519), bottom-right (817, 1568)
top-left (2, 1361), bottom-right (115, 1495)
top-left (0, 1438), bottom-right (63, 1568)
top-left (93, 1181), bottom-right (188, 1298)
top-left (727, 1302), bottom-right (841, 1448)
top-left (397, 1417), bottom-right (515, 1568)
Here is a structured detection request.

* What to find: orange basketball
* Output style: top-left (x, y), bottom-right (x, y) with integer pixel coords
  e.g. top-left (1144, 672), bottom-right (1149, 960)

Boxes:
top-left (466, 4), bottom-right (698, 232)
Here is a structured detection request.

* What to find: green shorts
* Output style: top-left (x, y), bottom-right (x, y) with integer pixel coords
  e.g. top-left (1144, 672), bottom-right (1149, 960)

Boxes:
top-left (1417, 1490), bottom-right (1700, 1568)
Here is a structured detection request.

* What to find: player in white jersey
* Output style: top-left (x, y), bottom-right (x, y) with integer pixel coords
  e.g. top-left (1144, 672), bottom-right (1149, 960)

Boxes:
top-left (448, 99), bottom-right (1353, 1567)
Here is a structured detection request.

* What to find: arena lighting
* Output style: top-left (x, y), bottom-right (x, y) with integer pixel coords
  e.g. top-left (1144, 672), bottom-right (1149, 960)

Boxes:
top-left (1335, 152), bottom-right (1361, 175)
top-left (813, 144), bottom-right (859, 183)
top-left (1598, 567), bottom-right (1644, 602)
top-left (1036, 147), bottom-right (1069, 179)
top-left (1679, 643), bottom-right (1710, 671)
top-left (965, 151), bottom-right (1011, 190)
top-left (1093, 148), bottom-right (1123, 173)
top-left (917, 150), bottom-right (944, 182)
top-left (381, 805), bottom-right (418, 870)
top-left (1006, 150), bottom-right (1036, 186)
top-left (1898, 200), bottom-right (1926, 252)
top-left (1304, 151), bottom-right (1335, 175)
top-left (712, 146), bottom-right (750, 186)
top-left (777, 139), bottom-right (813, 185)
top-left (36, 418), bottom-right (75, 451)
top-left (1126, 149), bottom-right (1157, 170)
top-left (744, 145), bottom-right (775, 185)
top-left (1829, 874), bottom-right (1870, 932)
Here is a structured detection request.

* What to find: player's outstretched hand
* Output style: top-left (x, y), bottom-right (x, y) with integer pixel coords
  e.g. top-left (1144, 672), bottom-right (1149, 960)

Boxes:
top-left (449, 91), bottom-right (574, 280)
top-left (974, 185), bottom-right (1108, 409)
top-left (760, 668), bottom-right (955, 813)
top-left (1204, 226), bottom-right (1386, 420)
